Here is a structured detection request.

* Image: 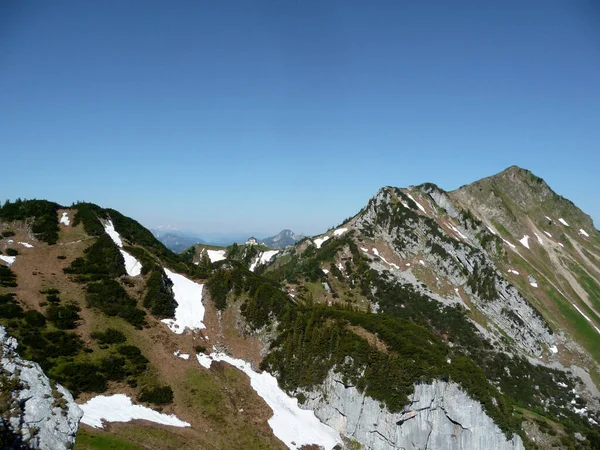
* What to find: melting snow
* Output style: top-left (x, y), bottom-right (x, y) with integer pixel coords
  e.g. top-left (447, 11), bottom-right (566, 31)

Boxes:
top-left (557, 381), bottom-right (568, 388)
top-left (558, 218), bottom-right (569, 227)
top-left (198, 353), bottom-right (342, 449)
top-left (406, 193), bottom-right (426, 213)
top-left (579, 229), bottom-right (590, 238)
top-left (322, 268), bottom-right (329, 275)
top-left (519, 235), bottom-right (530, 249)
top-left (449, 224), bottom-right (468, 240)
top-left (486, 226), bottom-right (497, 235)
top-left (549, 345), bottom-right (558, 354)
top-left (530, 281), bottom-right (538, 288)
top-left (534, 233), bottom-right (544, 245)
top-left (197, 353), bottom-right (212, 369)
top-left (0, 255), bottom-right (16, 266)
top-left (104, 220), bottom-right (123, 247)
top-left (206, 249), bottom-right (226, 263)
top-left (502, 238), bottom-right (516, 250)
top-left (543, 231), bottom-right (552, 238)
top-left (80, 394), bottom-right (190, 429)
top-left (313, 236), bottom-right (330, 249)
top-left (545, 216), bottom-right (553, 222)
top-left (161, 268), bottom-right (206, 334)
top-left (173, 351), bottom-right (190, 360)
top-left (60, 212), bottom-right (70, 226)
top-left (372, 248), bottom-right (399, 269)
top-left (18, 242), bottom-right (34, 248)
top-left (508, 269), bottom-right (520, 275)
top-left (558, 243), bottom-right (564, 248)
top-left (337, 263), bottom-right (344, 272)
top-left (250, 250), bottom-right (279, 272)
top-left (120, 250), bottom-right (142, 277)
top-left (419, 260), bottom-right (425, 266)
top-left (360, 247), bottom-right (369, 253)
top-left (333, 228), bottom-right (348, 236)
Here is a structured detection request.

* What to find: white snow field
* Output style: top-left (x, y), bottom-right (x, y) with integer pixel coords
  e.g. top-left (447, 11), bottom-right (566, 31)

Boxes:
top-left (406, 193), bottom-right (426, 213)
top-left (249, 250), bottom-right (280, 272)
top-left (104, 220), bottom-right (123, 247)
top-left (372, 248), bottom-right (399, 269)
top-left (161, 268), bottom-right (206, 333)
top-left (120, 250), bottom-right (142, 277)
top-left (579, 229), bottom-right (590, 238)
top-left (519, 235), bottom-right (530, 249)
top-left (333, 227), bottom-right (348, 236)
top-left (206, 249), bottom-right (226, 263)
top-left (18, 242), bottom-right (34, 248)
top-left (103, 219), bottom-right (143, 276)
top-left (313, 236), bottom-right (330, 249)
top-left (198, 353), bottom-right (342, 450)
top-left (0, 255), bottom-right (16, 266)
top-left (80, 394), bottom-right (190, 429)
top-left (60, 212), bottom-right (70, 226)
top-left (558, 218), bottom-right (569, 227)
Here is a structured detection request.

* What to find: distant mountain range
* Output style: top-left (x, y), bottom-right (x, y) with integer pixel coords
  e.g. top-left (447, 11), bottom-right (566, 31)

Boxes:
top-left (151, 228), bottom-right (304, 252)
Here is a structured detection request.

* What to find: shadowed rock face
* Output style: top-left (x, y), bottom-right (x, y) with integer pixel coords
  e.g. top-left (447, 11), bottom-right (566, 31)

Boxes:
top-left (302, 371), bottom-right (525, 450)
top-left (1, 326), bottom-right (82, 450)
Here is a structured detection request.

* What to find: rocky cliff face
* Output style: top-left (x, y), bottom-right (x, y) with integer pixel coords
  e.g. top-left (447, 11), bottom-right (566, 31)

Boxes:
top-left (354, 187), bottom-right (555, 356)
top-left (303, 371), bottom-right (524, 450)
top-left (1, 326), bottom-right (82, 450)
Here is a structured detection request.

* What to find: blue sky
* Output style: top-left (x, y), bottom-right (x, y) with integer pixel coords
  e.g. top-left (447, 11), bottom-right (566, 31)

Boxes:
top-left (1, 1), bottom-right (599, 237)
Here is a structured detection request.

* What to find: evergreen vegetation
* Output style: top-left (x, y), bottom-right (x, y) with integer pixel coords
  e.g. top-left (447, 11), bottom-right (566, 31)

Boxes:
top-left (0, 199), bottom-right (61, 244)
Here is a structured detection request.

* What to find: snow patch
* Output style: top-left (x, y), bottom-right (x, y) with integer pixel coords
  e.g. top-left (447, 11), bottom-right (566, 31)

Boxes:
top-left (322, 268), bottom-right (329, 275)
top-left (198, 353), bottom-right (341, 449)
top-left (104, 220), bottom-right (123, 247)
top-left (579, 229), bottom-right (590, 238)
top-left (372, 248), bottom-right (399, 269)
top-left (161, 268), bottom-right (206, 334)
top-left (534, 233), bottom-right (544, 245)
top-left (558, 243), bottom-right (564, 248)
top-left (543, 231), bottom-right (552, 238)
top-left (313, 236), bottom-right (330, 249)
top-left (120, 250), bottom-right (142, 277)
top-left (80, 394), bottom-right (190, 429)
top-left (333, 228), bottom-right (348, 236)
top-left (419, 260), bottom-right (425, 266)
top-left (0, 255), bottom-right (16, 266)
top-left (249, 250), bottom-right (279, 272)
top-left (558, 218), bottom-right (569, 227)
top-left (530, 281), bottom-right (538, 288)
top-left (60, 212), bottom-right (70, 226)
top-left (486, 226), bottom-right (497, 235)
top-left (508, 269), bottom-right (520, 275)
top-left (502, 238), bottom-right (516, 250)
top-left (406, 192), bottom-right (426, 213)
top-left (549, 345), bottom-right (558, 354)
top-left (206, 249), bottom-right (226, 263)
top-left (18, 242), bottom-right (34, 248)
top-left (519, 235), bottom-right (530, 249)
top-left (196, 353), bottom-right (212, 369)
top-left (360, 247), bottom-right (369, 253)
top-left (173, 350), bottom-right (190, 360)
top-left (448, 224), bottom-right (468, 240)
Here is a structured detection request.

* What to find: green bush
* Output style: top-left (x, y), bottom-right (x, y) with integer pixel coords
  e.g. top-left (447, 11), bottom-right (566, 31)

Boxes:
top-left (91, 328), bottom-right (127, 345)
top-left (23, 310), bottom-right (46, 328)
top-left (46, 303), bottom-right (81, 329)
top-left (5, 248), bottom-right (18, 257)
top-left (0, 199), bottom-right (60, 244)
top-left (138, 386), bottom-right (173, 405)
top-left (143, 270), bottom-right (176, 318)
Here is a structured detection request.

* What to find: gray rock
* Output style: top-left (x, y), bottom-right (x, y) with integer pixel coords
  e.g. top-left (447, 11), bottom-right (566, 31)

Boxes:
top-left (1, 326), bottom-right (82, 449)
top-left (302, 371), bottom-right (524, 450)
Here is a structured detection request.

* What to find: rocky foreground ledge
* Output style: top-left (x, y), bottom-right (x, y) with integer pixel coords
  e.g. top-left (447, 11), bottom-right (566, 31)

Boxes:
top-left (1, 326), bottom-right (82, 449)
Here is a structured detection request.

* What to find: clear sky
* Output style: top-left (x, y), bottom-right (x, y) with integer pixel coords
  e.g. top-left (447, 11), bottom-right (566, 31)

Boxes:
top-left (1, 1), bottom-right (599, 237)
